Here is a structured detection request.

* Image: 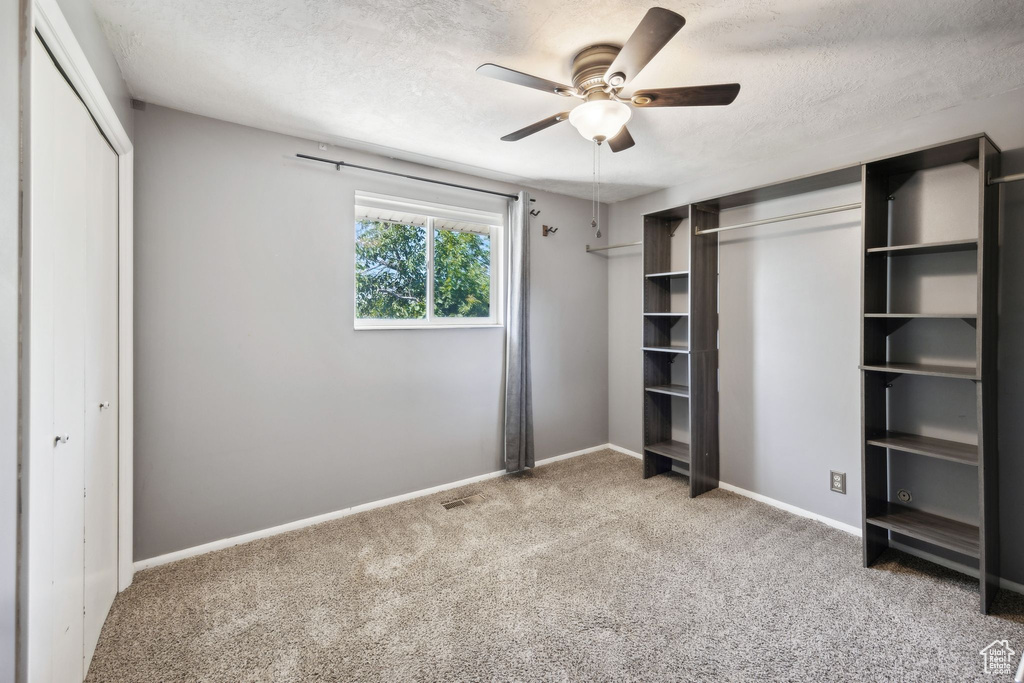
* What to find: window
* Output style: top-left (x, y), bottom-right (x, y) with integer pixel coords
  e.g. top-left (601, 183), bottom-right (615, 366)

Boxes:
top-left (354, 193), bottom-right (503, 328)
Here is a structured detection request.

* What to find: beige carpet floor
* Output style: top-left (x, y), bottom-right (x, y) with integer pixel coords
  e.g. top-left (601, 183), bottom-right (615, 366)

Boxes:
top-left (88, 450), bottom-right (1024, 682)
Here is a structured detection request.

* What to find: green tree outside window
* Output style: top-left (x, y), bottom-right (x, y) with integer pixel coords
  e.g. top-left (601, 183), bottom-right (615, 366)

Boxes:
top-left (355, 219), bottom-right (492, 321)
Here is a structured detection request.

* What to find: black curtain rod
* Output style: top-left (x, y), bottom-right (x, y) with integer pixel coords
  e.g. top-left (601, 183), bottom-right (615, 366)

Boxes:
top-left (295, 154), bottom-right (533, 202)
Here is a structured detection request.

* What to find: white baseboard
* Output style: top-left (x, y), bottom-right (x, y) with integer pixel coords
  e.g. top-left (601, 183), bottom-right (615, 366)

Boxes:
top-left (716, 481), bottom-right (864, 536)
top-left (606, 444), bottom-right (642, 460)
top-left (134, 442), bottom-right (618, 571)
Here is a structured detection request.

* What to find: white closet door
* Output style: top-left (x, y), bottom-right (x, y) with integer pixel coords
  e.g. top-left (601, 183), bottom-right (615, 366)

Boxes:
top-left (28, 36), bottom-right (58, 683)
top-left (83, 122), bottom-right (119, 666)
top-left (48, 41), bottom-right (89, 682)
top-left (31, 34), bottom-right (121, 682)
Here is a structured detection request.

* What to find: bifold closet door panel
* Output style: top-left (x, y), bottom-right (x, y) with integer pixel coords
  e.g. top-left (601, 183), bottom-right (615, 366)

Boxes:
top-left (27, 37), bottom-right (57, 682)
top-left (47, 44), bottom-right (90, 681)
top-left (31, 33), bottom-right (122, 680)
top-left (83, 126), bottom-right (119, 665)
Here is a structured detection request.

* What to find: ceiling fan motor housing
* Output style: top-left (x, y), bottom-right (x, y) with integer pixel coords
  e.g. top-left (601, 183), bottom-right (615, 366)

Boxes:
top-left (571, 44), bottom-right (621, 94)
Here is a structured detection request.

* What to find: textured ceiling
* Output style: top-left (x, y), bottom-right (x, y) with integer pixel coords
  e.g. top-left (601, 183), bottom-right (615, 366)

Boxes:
top-left (93, 0), bottom-right (1024, 201)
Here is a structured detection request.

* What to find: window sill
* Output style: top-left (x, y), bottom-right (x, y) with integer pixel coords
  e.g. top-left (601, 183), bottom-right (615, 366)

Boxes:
top-left (354, 323), bottom-right (504, 331)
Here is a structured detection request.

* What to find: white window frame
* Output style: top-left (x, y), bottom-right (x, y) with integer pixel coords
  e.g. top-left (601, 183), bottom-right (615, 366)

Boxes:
top-left (353, 192), bottom-right (504, 330)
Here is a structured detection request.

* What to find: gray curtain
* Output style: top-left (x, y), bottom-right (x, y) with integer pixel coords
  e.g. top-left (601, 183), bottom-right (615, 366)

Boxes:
top-left (504, 191), bottom-right (534, 472)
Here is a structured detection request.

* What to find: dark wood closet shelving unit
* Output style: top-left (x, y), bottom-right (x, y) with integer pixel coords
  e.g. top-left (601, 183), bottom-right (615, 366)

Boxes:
top-left (860, 134), bottom-right (1001, 614)
top-left (640, 157), bottom-right (869, 496)
top-left (640, 164), bottom-right (863, 497)
top-left (637, 134), bottom-right (1004, 614)
top-left (640, 205), bottom-right (719, 494)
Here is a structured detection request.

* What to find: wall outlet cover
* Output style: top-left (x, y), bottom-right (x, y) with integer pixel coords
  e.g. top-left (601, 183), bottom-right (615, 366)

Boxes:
top-left (830, 471), bottom-right (846, 494)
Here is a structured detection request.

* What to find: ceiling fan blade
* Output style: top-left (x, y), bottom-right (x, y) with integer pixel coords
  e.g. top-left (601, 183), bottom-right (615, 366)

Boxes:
top-left (608, 126), bottom-right (635, 153)
top-left (604, 8), bottom-right (686, 88)
top-left (631, 84), bottom-right (741, 107)
top-left (477, 63), bottom-right (574, 97)
top-left (501, 112), bottom-right (570, 141)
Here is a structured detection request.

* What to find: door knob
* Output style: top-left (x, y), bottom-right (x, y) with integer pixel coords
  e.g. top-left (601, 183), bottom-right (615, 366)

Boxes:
top-left (99, 402), bottom-right (110, 410)
top-left (54, 434), bottom-right (70, 445)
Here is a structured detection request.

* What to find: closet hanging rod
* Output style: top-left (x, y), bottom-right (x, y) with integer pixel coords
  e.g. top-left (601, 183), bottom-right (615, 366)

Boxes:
top-left (295, 154), bottom-right (534, 201)
top-left (586, 241), bottom-right (642, 253)
top-left (989, 171), bottom-right (1024, 186)
top-left (694, 202), bottom-right (862, 235)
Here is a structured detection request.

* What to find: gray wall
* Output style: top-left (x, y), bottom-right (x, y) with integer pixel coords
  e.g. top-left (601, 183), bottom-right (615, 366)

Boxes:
top-left (54, 0), bottom-right (133, 139)
top-left (606, 87), bottom-right (1024, 583)
top-left (2, 0), bottom-right (21, 677)
top-left (133, 105), bottom-right (609, 561)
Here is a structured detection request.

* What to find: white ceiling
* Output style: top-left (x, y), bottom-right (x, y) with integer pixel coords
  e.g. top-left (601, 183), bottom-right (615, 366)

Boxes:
top-left (93, 0), bottom-right (1024, 202)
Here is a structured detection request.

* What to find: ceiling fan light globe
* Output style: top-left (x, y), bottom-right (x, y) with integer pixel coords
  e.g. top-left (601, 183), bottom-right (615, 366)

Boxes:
top-left (568, 99), bottom-right (632, 142)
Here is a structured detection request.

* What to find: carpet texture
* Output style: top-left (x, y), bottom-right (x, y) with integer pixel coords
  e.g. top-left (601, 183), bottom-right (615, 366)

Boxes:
top-left (88, 450), bottom-right (1024, 682)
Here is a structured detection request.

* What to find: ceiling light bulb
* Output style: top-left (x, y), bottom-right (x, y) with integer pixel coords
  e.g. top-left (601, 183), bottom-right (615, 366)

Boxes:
top-left (568, 99), bottom-right (631, 142)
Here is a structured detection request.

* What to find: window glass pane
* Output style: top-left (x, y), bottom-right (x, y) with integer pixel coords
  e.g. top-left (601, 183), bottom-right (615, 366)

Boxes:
top-left (433, 227), bottom-right (491, 319)
top-left (355, 219), bottom-right (427, 319)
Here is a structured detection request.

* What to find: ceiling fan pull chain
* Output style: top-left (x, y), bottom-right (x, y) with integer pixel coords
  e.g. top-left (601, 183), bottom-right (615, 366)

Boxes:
top-left (593, 143), bottom-right (598, 239)
top-left (591, 141), bottom-right (598, 236)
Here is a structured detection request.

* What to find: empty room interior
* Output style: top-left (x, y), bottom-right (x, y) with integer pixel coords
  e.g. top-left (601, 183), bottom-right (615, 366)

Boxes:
top-left (6, 0), bottom-right (1024, 681)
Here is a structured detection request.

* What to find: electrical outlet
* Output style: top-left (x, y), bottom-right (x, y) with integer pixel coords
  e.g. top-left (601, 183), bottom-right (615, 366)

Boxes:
top-left (830, 471), bottom-right (846, 494)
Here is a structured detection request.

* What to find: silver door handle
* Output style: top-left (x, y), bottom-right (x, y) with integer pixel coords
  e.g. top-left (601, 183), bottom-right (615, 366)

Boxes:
top-left (54, 434), bottom-right (70, 445)
top-left (99, 402), bottom-right (110, 410)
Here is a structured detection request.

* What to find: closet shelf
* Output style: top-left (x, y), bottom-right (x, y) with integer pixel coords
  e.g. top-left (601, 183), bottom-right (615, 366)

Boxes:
top-left (866, 431), bottom-right (978, 466)
top-left (644, 440), bottom-right (690, 464)
top-left (864, 313), bottom-right (977, 319)
top-left (643, 346), bottom-right (690, 354)
top-left (644, 270), bottom-right (689, 279)
top-left (865, 239), bottom-right (978, 256)
top-left (643, 312), bottom-right (688, 318)
top-left (645, 384), bottom-right (690, 398)
top-left (860, 362), bottom-right (979, 380)
top-left (866, 503), bottom-right (979, 558)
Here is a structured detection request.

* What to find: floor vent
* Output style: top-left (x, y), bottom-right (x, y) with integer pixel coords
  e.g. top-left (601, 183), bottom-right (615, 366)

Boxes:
top-left (441, 494), bottom-right (485, 510)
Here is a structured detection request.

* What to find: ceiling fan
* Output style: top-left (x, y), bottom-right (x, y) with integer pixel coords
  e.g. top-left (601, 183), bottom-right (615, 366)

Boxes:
top-left (476, 7), bottom-right (740, 152)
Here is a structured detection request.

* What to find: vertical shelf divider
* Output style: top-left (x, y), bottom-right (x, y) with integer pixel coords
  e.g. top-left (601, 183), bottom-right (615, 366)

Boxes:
top-left (978, 137), bottom-right (1000, 612)
top-left (688, 205), bottom-right (720, 497)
